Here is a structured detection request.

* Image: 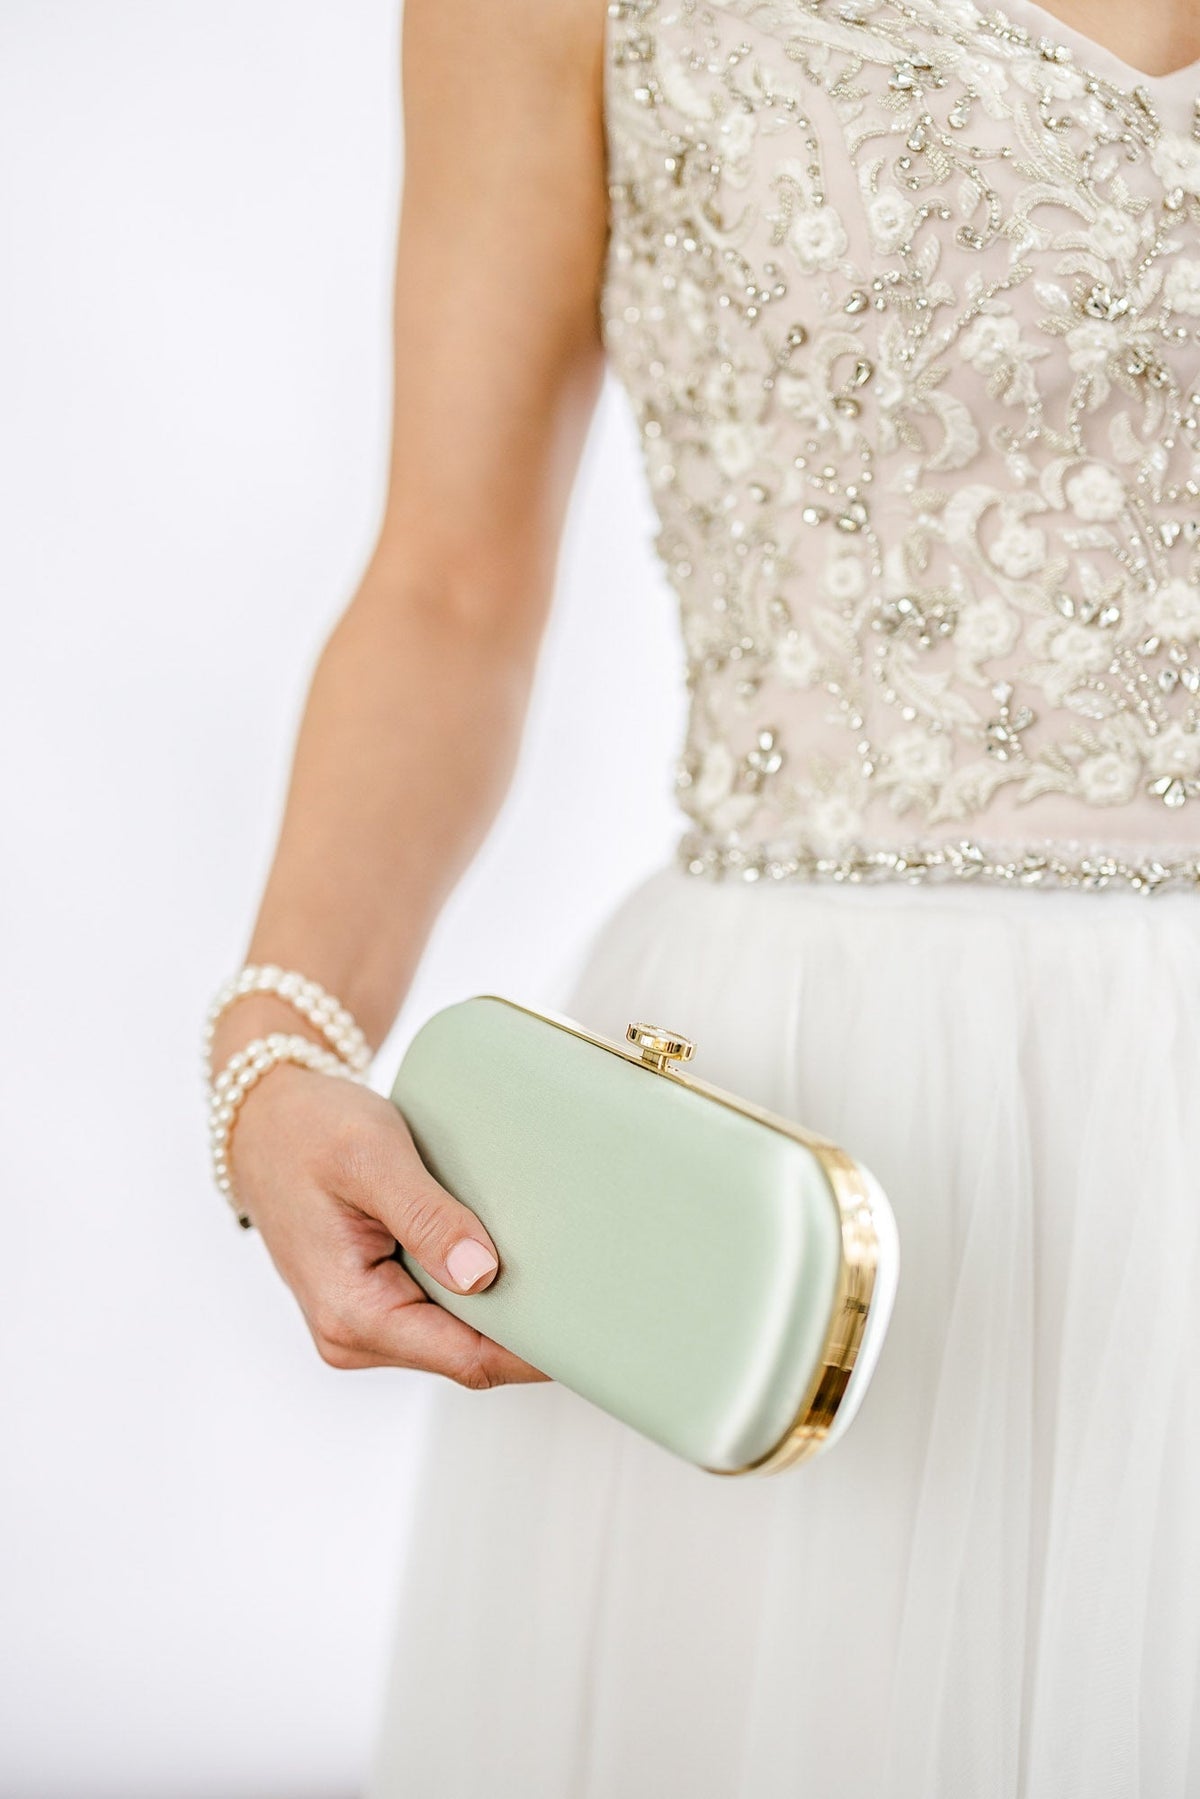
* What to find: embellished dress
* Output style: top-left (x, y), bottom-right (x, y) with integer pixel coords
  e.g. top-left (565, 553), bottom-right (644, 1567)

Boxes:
top-left (366, 2), bottom-right (1200, 1793)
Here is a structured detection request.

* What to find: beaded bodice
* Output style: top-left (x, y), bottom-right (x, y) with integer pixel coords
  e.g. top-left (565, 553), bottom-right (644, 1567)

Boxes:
top-left (600, 0), bottom-right (1200, 888)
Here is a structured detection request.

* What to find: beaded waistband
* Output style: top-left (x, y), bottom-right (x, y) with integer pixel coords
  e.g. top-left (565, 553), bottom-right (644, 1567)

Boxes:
top-left (677, 831), bottom-right (1200, 895)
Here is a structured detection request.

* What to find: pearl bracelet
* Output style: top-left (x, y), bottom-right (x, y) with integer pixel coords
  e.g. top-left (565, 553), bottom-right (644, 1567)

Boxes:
top-left (208, 1031), bottom-right (363, 1229)
top-left (203, 963), bottom-right (372, 1077)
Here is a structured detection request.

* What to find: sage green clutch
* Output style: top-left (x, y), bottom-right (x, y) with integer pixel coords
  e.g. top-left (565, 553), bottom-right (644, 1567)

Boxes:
top-left (388, 994), bottom-right (898, 1477)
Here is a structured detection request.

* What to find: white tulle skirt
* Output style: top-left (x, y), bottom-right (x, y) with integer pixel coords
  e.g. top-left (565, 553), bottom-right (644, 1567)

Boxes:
top-left (365, 862), bottom-right (1200, 1799)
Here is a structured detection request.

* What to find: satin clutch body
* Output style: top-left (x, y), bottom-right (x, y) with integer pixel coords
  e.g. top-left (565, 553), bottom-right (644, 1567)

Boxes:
top-left (388, 994), bottom-right (898, 1477)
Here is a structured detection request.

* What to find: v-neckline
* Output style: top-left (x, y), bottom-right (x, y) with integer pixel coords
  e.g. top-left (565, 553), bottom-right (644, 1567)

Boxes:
top-left (984, 0), bottom-right (1200, 95)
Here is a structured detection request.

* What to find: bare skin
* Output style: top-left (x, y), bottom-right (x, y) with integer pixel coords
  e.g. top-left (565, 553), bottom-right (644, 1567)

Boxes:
top-left (210, 0), bottom-right (610, 1388)
top-left (1028, 0), bottom-right (1200, 76)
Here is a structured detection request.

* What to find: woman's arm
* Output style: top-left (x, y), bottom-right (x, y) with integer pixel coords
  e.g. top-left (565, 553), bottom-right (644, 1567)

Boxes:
top-left (209, 0), bottom-right (610, 1387)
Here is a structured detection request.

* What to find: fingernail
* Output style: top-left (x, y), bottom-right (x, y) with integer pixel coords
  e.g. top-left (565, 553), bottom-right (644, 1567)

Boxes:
top-left (446, 1238), bottom-right (499, 1291)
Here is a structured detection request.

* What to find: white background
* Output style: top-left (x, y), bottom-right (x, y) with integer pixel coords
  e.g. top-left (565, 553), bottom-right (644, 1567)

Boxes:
top-left (0, 3), bottom-right (683, 1793)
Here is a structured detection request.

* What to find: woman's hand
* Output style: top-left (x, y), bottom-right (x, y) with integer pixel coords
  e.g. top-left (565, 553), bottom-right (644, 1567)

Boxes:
top-left (225, 1056), bottom-right (551, 1389)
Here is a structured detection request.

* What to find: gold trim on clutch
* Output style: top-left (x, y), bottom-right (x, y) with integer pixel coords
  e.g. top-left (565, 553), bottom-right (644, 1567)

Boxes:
top-left (478, 995), bottom-right (882, 1479)
top-left (711, 1146), bottom-right (878, 1476)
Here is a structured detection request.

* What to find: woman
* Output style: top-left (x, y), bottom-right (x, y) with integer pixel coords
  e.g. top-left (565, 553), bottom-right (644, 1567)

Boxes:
top-left (205, 0), bottom-right (1200, 1792)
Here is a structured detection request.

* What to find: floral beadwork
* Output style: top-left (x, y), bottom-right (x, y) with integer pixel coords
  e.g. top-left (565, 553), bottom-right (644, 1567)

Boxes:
top-left (600, 0), bottom-right (1200, 884)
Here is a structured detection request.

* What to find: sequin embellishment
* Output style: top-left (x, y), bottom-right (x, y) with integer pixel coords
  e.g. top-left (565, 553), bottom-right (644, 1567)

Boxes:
top-left (600, 0), bottom-right (1200, 889)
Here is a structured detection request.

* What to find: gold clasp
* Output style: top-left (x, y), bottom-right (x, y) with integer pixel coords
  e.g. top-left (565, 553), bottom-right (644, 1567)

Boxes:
top-left (626, 1021), bottom-right (696, 1073)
